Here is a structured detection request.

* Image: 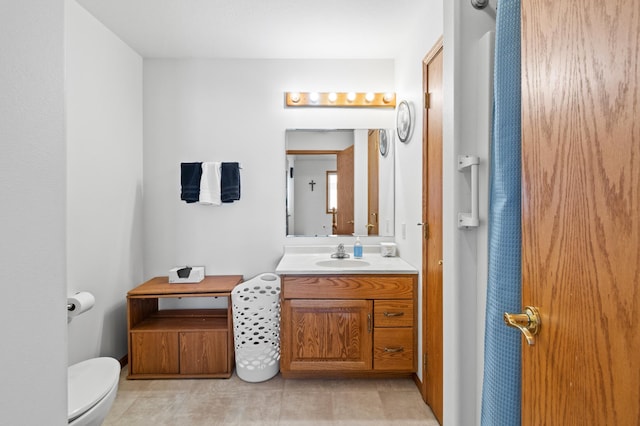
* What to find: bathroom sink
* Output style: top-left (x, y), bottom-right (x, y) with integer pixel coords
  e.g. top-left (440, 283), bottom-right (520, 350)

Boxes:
top-left (315, 259), bottom-right (371, 268)
top-left (275, 248), bottom-right (418, 275)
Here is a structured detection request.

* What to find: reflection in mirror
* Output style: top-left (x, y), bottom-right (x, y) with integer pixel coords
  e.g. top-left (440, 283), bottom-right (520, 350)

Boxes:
top-left (326, 171), bottom-right (337, 213)
top-left (286, 129), bottom-right (394, 237)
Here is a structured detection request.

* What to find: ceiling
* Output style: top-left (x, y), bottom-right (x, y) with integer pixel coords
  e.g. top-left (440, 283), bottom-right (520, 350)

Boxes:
top-left (75, 0), bottom-right (429, 59)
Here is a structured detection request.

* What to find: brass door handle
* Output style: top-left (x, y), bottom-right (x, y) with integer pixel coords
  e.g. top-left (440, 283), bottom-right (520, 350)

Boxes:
top-left (366, 224), bottom-right (375, 229)
top-left (503, 306), bottom-right (541, 346)
top-left (383, 346), bottom-right (404, 353)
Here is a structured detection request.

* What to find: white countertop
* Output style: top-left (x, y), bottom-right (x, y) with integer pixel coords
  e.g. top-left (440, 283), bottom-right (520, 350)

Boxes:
top-left (275, 245), bottom-right (418, 275)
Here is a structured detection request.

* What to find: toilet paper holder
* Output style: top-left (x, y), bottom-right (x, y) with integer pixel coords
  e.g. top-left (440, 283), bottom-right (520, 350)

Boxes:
top-left (67, 291), bottom-right (96, 318)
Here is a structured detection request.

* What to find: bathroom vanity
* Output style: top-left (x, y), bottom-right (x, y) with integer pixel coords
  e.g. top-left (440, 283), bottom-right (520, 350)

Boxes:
top-left (126, 275), bottom-right (242, 379)
top-left (276, 247), bottom-right (418, 378)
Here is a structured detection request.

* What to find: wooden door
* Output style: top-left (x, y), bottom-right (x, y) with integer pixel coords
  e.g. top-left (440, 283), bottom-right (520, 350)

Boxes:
top-left (281, 299), bottom-right (372, 372)
top-left (368, 130), bottom-right (380, 235)
top-left (336, 145), bottom-right (354, 235)
top-left (521, 0), bottom-right (640, 424)
top-left (422, 37), bottom-right (444, 424)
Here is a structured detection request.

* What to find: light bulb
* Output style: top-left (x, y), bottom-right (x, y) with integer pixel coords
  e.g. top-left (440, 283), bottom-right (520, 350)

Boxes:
top-left (347, 92), bottom-right (356, 102)
top-left (383, 92), bottom-right (394, 103)
top-left (309, 92), bottom-right (320, 103)
top-left (365, 92), bottom-right (375, 102)
top-left (328, 92), bottom-right (337, 102)
top-left (289, 92), bottom-right (300, 103)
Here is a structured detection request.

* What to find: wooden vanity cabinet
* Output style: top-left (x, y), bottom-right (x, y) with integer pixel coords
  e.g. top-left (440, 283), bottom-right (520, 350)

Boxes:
top-left (126, 275), bottom-right (242, 379)
top-left (280, 274), bottom-right (417, 378)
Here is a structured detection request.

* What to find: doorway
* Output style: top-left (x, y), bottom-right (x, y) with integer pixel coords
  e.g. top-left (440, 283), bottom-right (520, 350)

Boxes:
top-left (422, 36), bottom-right (443, 424)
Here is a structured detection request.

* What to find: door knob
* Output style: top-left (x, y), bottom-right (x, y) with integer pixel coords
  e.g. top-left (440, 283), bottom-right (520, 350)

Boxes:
top-left (503, 306), bottom-right (541, 346)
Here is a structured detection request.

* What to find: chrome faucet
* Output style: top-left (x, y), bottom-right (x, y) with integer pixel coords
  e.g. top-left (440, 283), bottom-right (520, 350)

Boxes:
top-left (331, 243), bottom-right (350, 259)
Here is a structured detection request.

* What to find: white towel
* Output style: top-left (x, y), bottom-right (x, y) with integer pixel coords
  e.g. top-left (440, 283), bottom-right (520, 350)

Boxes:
top-left (199, 162), bottom-right (222, 205)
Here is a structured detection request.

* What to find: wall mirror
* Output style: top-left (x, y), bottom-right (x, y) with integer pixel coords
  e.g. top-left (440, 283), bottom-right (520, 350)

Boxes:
top-left (286, 129), bottom-right (394, 237)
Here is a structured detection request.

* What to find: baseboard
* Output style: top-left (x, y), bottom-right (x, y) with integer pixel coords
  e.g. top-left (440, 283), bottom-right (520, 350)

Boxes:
top-left (413, 372), bottom-right (428, 402)
top-left (412, 372), bottom-right (422, 388)
top-left (118, 354), bottom-right (128, 368)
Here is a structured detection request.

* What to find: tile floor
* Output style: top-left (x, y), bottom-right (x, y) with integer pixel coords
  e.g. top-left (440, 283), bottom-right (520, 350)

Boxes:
top-left (104, 366), bottom-right (439, 425)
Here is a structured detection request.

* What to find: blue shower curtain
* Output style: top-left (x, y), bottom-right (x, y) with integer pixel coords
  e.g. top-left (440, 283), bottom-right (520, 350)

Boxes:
top-left (481, 0), bottom-right (522, 425)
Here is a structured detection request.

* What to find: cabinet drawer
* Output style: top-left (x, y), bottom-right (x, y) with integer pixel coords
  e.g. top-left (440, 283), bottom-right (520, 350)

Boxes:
top-left (373, 328), bottom-right (414, 371)
top-left (374, 300), bottom-right (413, 327)
top-left (130, 332), bottom-right (179, 375)
top-left (282, 275), bottom-right (415, 299)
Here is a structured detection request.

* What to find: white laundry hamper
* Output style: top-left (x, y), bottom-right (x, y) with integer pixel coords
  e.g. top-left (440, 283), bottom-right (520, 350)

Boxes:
top-left (231, 272), bottom-right (281, 382)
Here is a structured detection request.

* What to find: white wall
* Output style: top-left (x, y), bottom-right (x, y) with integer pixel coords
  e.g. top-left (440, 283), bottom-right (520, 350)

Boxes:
top-left (0, 1), bottom-right (67, 424)
top-left (443, 1), bottom-right (496, 425)
top-left (66, 0), bottom-right (144, 364)
top-left (143, 58), bottom-right (397, 281)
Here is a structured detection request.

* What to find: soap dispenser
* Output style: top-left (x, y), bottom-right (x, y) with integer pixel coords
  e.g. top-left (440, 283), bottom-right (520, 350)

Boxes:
top-left (353, 236), bottom-right (363, 259)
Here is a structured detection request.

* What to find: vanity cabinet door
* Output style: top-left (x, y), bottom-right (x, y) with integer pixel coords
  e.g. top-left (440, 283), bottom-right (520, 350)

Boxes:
top-left (179, 330), bottom-right (228, 375)
top-left (282, 299), bottom-right (372, 372)
top-left (130, 331), bottom-right (179, 375)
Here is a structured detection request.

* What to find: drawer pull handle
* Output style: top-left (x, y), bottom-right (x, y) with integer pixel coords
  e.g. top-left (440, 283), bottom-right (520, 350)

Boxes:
top-left (384, 346), bottom-right (405, 353)
top-left (367, 313), bottom-right (372, 333)
top-left (383, 311), bottom-right (405, 317)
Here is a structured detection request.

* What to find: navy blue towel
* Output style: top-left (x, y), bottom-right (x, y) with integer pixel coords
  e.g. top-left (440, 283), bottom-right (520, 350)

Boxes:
top-left (180, 162), bottom-right (202, 203)
top-left (220, 162), bottom-right (241, 203)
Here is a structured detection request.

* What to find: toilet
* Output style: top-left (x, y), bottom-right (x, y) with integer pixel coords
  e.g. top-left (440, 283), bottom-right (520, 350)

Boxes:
top-left (68, 357), bottom-right (120, 426)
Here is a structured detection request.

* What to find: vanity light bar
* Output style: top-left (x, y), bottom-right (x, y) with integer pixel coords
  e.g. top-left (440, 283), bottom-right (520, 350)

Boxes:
top-left (285, 92), bottom-right (396, 108)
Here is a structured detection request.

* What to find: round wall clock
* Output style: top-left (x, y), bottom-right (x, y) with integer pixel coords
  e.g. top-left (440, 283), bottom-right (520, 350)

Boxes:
top-left (396, 100), bottom-right (412, 143)
top-left (379, 129), bottom-right (388, 157)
